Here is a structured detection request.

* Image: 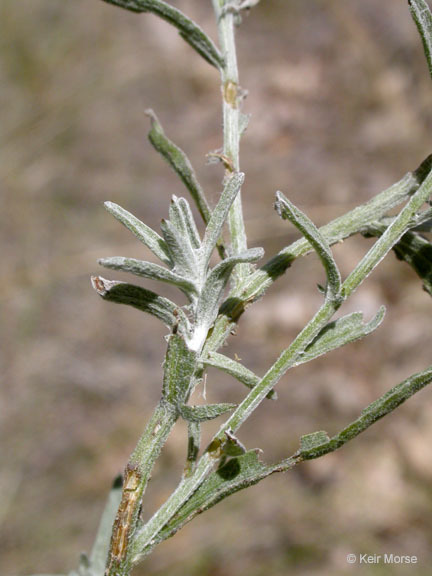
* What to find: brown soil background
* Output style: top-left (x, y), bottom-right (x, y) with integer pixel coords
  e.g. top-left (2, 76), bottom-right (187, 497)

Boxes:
top-left (2, 1), bottom-right (432, 575)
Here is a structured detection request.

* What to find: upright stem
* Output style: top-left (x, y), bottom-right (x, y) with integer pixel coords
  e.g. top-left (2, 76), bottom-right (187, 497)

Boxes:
top-left (105, 401), bottom-right (177, 576)
top-left (213, 0), bottom-right (249, 284)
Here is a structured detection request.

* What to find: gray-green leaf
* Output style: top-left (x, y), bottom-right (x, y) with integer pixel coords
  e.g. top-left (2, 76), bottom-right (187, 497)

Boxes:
top-left (146, 110), bottom-right (212, 226)
top-left (91, 276), bottom-right (189, 330)
top-left (194, 248), bottom-right (264, 341)
top-left (409, 0), bottom-right (432, 79)
top-left (160, 218), bottom-right (197, 279)
top-left (204, 351), bottom-right (277, 400)
top-left (102, 0), bottom-right (223, 69)
top-left (163, 334), bottom-right (197, 405)
top-left (296, 307), bottom-right (386, 366)
top-left (98, 257), bottom-right (197, 296)
top-left (275, 192), bottom-right (341, 300)
top-left (104, 201), bottom-right (171, 265)
top-left (202, 172), bottom-right (245, 270)
top-left (179, 403), bottom-right (237, 423)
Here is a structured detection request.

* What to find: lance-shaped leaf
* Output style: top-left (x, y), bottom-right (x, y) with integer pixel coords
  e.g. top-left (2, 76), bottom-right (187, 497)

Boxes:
top-left (202, 172), bottom-right (245, 270)
top-left (179, 403), bottom-right (237, 423)
top-left (163, 334), bottom-right (197, 405)
top-left (294, 307), bottom-right (386, 366)
top-left (204, 351), bottom-right (277, 400)
top-left (104, 201), bottom-right (171, 265)
top-left (297, 365), bottom-right (432, 460)
top-left (192, 248), bottom-right (264, 348)
top-left (160, 218), bottom-right (197, 279)
top-left (138, 450), bottom-right (295, 555)
top-left (88, 476), bottom-right (123, 576)
top-left (300, 431), bottom-right (330, 452)
top-left (146, 110), bottom-right (212, 226)
top-left (178, 197), bottom-right (201, 249)
top-left (98, 257), bottom-right (197, 296)
top-left (409, 0), bottom-right (432, 79)
top-left (275, 192), bottom-right (341, 300)
top-left (102, 0), bottom-right (223, 69)
top-left (91, 276), bottom-right (189, 330)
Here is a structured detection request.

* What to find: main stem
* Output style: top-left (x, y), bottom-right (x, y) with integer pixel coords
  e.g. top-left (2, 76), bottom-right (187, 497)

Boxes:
top-left (213, 0), bottom-right (249, 285)
top-left (105, 401), bottom-right (177, 576)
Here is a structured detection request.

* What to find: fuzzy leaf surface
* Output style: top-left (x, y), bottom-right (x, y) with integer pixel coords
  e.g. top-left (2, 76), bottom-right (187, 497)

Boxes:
top-left (409, 0), bottom-right (432, 79)
top-left (163, 334), bottom-right (197, 405)
top-left (104, 202), bottom-right (171, 265)
top-left (179, 403), bottom-right (237, 423)
top-left (204, 352), bottom-right (277, 399)
top-left (195, 248), bottom-right (264, 335)
top-left (102, 0), bottom-right (223, 68)
top-left (275, 192), bottom-right (341, 300)
top-left (146, 110), bottom-right (212, 226)
top-left (202, 172), bottom-right (245, 269)
top-left (160, 218), bottom-right (197, 279)
top-left (98, 257), bottom-right (197, 296)
top-left (91, 276), bottom-right (187, 329)
top-left (295, 307), bottom-right (386, 366)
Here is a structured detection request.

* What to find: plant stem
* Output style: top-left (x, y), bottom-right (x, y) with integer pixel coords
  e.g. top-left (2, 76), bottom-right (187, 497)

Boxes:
top-left (105, 400), bottom-right (177, 576)
top-left (212, 0), bottom-right (249, 284)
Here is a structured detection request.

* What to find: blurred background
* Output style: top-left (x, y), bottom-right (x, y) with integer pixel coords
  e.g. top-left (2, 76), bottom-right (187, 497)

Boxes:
top-left (2, 1), bottom-right (432, 574)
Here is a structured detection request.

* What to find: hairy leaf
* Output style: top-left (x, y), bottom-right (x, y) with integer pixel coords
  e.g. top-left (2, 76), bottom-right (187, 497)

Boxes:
top-left (102, 0), bottom-right (223, 68)
top-left (409, 0), bottom-right (432, 79)
top-left (202, 172), bottom-right (245, 269)
top-left (160, 218), bottom-right (197, 279)
top-left (296, 307), bottom-right (386, 365)
top-left (297, 365), bottom-right (432, 460)
top-left (98, 257), bottom-right (197, 296)
top-left (275, 192), bottom-right (341, 300)
top-left (179, 403), bottom-right (237, 423)
top-left (178, 197), bottom-right (201, 249)
top-left (91, 276), bottom-right (188, 329)
top-left (193, 248), bottom-right (264, 348)
top-left (104, 201), bottom-right (171, 265)
top-left (163, 334), bottom-right (197, 405)
top-left (204, 351), bottom-right (277, 400)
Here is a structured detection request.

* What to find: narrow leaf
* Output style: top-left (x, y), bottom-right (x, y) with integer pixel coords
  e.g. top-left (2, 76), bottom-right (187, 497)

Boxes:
top-left (104, 201), bottom-right (171, 265)
top-left (296, 307), bottom-right (386, 366)
top-left (91, 276), bottom-right (189, 329)
top-left (98, 257), bottom-right (197, 296)
top-left (146, 110), bottom-right (212, 225)
top-left (204, 351), bottom-right (277, 400)
top-left (160, 218), bottom-right (197, 278)
top-left (232, 155), bottom-right (432, 314)
top-left (297, 365), bottom-right (432, 460)
top-left (163, 334), bottom-right (197, 405)
top-left (89, 476), bottom-right (123, 576)
top-left (275, 192), bottom-right (341, 300)
top-left (409, 0), bottom-right (432, 79)
top-left (300, 431), bottom-right (330, 452)
top-left (202, 172), bottom-right (245, 269)
top-left (178, 197), bottom-right (201, 249)
top-left (140, 450), bottom-right (292, 554)
top-left (191, 248), bottom-right (264, 350)
top-left (102, 0), bottom-right (223, 69)
top-left (179, 403), bottom-right (237, 423)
